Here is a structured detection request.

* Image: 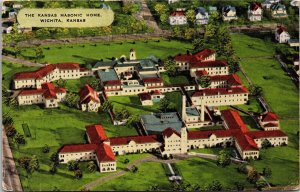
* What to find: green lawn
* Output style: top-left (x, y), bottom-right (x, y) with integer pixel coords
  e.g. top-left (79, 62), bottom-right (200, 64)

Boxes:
top-left (55, 76), bottom-right (98, 93)
top-left (92, 162), bottom-right (170, 191)
top-left (108, 95), bottom-right (160, 115)
top-left (175, 158), bottom-right (252, 190)
top-left (231, 34), bottom-right (299, 186)
top-left (21, 39), bottom-right (192, 64)
top-left (165, 91), bottom-right (182, 113)
top-left (161, 72), bottom-right (192, 86)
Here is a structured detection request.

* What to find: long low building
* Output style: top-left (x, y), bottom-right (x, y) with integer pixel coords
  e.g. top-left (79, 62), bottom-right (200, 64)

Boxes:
top-left (13, 63), bottom-right (92, 89)
top-left (17, 82), bottom-right (66, 108)
top-left (58, 109), bottom-right (288, 172)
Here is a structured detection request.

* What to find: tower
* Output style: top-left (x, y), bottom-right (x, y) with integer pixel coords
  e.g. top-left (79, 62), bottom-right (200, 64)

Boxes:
top-left (181, 94), bottom-right (187, 122)
top-left (129, 48), bottom-right (136, 60)
top-left (180, 127), bottom-right (188, 154)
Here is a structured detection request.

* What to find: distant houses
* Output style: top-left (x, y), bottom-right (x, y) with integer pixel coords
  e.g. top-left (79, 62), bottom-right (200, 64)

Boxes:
top-left (169, 10), bottom-right (187, 25)
top-left (271, 3), bottom-right (288, 18)
top-left (248, 2), bottom-right (263, 21)
top-left (262, 0), bottom-right (281, 9)
top-left (222, 5), bottom-right (238, 21)
top-left (275, 26), bottom-right (290, 43)
top-left (78, 85), bottom-right (101, 112)
top-left (195, 7), bottom-right (209, 25)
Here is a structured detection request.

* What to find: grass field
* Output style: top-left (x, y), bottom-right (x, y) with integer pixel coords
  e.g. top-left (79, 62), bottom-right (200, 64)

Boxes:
top-left (55, 76), bottom-right (98, 93)
top-left (92, 162), bottom-right (170, 191)
top-left (231, 34), bottom-right (299, 186)
top-left (21, 39), bottom-right (193, 64)
top-left (161, 72), bottom-right (192, 86)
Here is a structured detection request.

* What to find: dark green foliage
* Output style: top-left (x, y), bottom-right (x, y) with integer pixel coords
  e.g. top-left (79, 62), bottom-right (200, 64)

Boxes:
top-left (261, 139), bottom-right (272, 149)
top-left (247, 170), bottom-right (260, 184)
top-left (197, 76), bottom-right (211, 88)
top-left (217, 149), bottom-right (231, 167)
top-left (42, 144), bottom-right (50, 153)
top-left (5, 125), bottom-right (17, 138)
top-left (87, 161), bottom-right (97, 173)
top-left (67, 160), bottom-right (79, 171)
top-left (262, 167), bottom-right (272, 178)
top-left (74, 169), bottom-right (83, 179)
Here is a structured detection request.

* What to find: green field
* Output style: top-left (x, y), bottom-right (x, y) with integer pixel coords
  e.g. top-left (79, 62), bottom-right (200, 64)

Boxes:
top-left (92, 162), bottom-right (170, 191)
top-left (161, 72), bottom-right (192, 86)
top-left (231, 34), bottom-right (299, 186)
top-left (21, 39), bottom-right (193, 64)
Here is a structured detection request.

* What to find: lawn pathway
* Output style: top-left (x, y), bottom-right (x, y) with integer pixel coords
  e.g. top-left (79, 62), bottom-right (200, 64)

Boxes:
top-left (2, 55), bottom-right (44, 67)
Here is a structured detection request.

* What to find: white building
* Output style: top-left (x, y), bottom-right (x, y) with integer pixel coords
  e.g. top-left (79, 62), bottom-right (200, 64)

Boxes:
top-left (195, 7), bottom-right (209, 25)
top-left (271, 3), bottom-right (288, 18)
top-left (275, 26), bottom-right (290, 43)
top-left (222, 6), bottom-right (238, 21)
top-left (262, 0), bottom-right (281, 9)
top-left (169, 11), bottom-right (187, 25)
top-left (248, 2), bottom-right (263, 21)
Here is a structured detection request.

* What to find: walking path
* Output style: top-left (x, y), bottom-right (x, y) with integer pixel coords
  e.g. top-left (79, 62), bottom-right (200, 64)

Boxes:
top-left (2, 55), bottom-right (44, 67)
top-left (2, 129), bottom-right (23, 192)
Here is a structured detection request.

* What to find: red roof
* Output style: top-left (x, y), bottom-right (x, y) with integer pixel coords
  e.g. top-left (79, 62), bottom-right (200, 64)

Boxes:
top-left (86, 124), bottom-right (108, 143)
top-left (170, 11), bottom-right (185, 17)
top-left (109, 135), bottom-right (160, 146)
top-left (221, 109), bottom-right (249, 133)
top-left (191, 87), bottom-right (248, 97)
top-left (151, 90), bottom-right (162, 95)
top-left (14, 63), bottom-right (81, 80)
top-left (174, 54), bottom-right (194, 62)
top-left (261, 112), bottom-right (279, 122)
top-left (143, 77), bottom-right (163, 84)
top-left (95, 143), bottom-right (116, 162)
top-left (139, 93), bottom-right (151, 101)
top-left (250, 2), bottom-right (262, 11)
top-left (18, 82), bottom-right (66, 98)
top-left (104, 80), bottom-right (122, 86)
top-left (235, 134), bottom-right (258, 151)
top-left (162, 127), bottom-right (181, 138)
top-left (79, 84), bottom-right (100, 104)
top-left (193, 49), bottom-right (216, 61)
top-left (263, 122), bottom-right (279, 127)
top-left (190, 60), bottom-right (228, 68)
top-left (60, 144), bottom-right (98, 153)
top-left (276, 26), bottom-right (288, 35)
top-left (246, 130), bottom-right (287, 139)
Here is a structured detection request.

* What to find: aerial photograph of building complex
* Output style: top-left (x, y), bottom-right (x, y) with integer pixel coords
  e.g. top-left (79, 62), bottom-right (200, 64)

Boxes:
top-left (1, 0), bottom-right (299, 191)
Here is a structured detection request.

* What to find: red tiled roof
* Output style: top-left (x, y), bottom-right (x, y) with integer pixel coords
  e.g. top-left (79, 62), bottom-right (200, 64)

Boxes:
top-left (95, 143), bottom-right (115, 162)
top-left (18, 82), bottom-right (66, 98)
top-left (221, 109), bottom-right (249, 133)
top-left (151, 90), bottom-right (162, 95)
top-left (195, 70), bottom-right (208, 77)
top-left (191, 87), bottom-right (248, 97)
top-left (59, 143), bottom-right (98, 153)
top-left (276, 26), bottom-right (288, 35)
top-left (139, 93), bottom-right (151, 101)
top-left (170, 11), bottom-right (185, 17)
top-left (104, 80), bottom-right (122, 86)
top-left (235, 134), bottom-right (258, 151)
top-left (162, 127), bottom-right (181, 138)
top-left (86, 124), bottom-right (108, 143)
top-left (143, 77), bottom-right (163, 84)
top-left (79, 84), bottom-right (100, 104)
top-left (246, 130), bottom-right (287, 139)
top-left (190, 60), bottom-right (228, 68)
top-left (261, 112), bottom-right (279, 122)
top-left (174, 54), bottom-right (194, 62)
top-left (55, 63), bottom-right (80, 70)
top-left (193, 49), bottom-right (216, 61)
top-left (250, 2), bottom-right (262, 11)
top-left (109, 135), bottom-right (160, 146)
top-left (18, 89), bottom-right (45, 95)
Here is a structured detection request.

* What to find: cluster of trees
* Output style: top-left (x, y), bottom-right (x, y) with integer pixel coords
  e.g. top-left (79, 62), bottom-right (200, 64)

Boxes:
top-left (67, 160), bottom-right (83, 179)
top-left (3, 113), bottom-right (26, 148)
top-left (64, 93), bottom-right (80, 108)
top-left (249, 84), bottom-right (263, 97)
top-left (113, 107), bottom-right (130, 121)
top-left (216, 149), bottom-right (231, 167)
top-left (159, 97), bottom-right (176, 113)
top-left (197, 75), bottom-right (211, 88)
top-left (18, 155), bottom-right (39, 175)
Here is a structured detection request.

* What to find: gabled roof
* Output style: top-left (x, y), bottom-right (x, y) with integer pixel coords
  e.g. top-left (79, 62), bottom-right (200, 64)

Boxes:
top-left (195, 7), bottom-right (208, 15)
top-left (276, 26), bottom-right (288, 35)
top-left (271, 3), bottom-right (286, 10)
top-left (195, 70), bottom-right (208, 77)
top-left (109, 135), bottom-right (160, 146)
top-left (59, 143), bottom-right (98, 153)
top-left (79, 84), bottom-right (100, 104)
top-left (261, 112), bottom-right (279, 122)
top-left (193, 49), bottom-right (215, 61)
top-left (191, 87), bottom-right (248, 97)
top-left (162, 127), bottom-right (181, 138)
top-left (207, 74), bottom-right (242, 86)
top-left (190, 60), bottom-right (228, 68)
top-left (235, 134), bottom-right (258, 151)
top-left (221, 109), bottom-right (249, 133)
top-left (103, 80), bottom-right (122, 86)
top-left (246, 130), bottom-right (287, 139)
top-left (143, 77), bottom-right (163, 84)
top-left (151, 90), bottom-right (162, 95)
top-left (188, 129), bottom-right (234, 140)
top-left (86, 124), bottom-right (108, 143)
top-left (223, 5), bottom-right (236, 13)
top-left (95, 143), bottom-right (115, 162)
top-left (18, 82), bottom-right (66, 98)
top-left (263, 122), bottom-right (278, 127)
top-left (249, 2), bottom-right (262, 11)
top-left (170, 11), bottom-right (185, 17)
top-left (139, 93), bottom-right (152, 101)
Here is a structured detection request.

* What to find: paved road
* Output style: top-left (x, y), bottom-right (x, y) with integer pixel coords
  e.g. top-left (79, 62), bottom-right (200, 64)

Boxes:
top-left (2, 130), bottom-right (23, 192)
top-left (2, 55), bottom-right (44, 67)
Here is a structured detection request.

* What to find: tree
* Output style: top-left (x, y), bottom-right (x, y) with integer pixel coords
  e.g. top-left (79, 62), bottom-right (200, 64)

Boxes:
top-left (5, 125), bottom-right (17, 138)
top-left (64, 93), bottom-right (80, 108)
top-left (249, 85), bottom-right (263, 97)
top-left (14, 45), bottom-right (21, 58)
top-left (50, 152), bottom-right (59, 165)
top-left (154, 3), bottom-right (168, 16)
top-left (164, 59), bottom-right (177, 76)
top-left (159, 13), bottom-right (168, 24)
top-left (131, 165), bottom-right (138, 173)
top-left (234, 181), bottom-right (245, 191)
top-left (184, 28), bottom-right (196, 40)
top-left (67, 160), bottom-right (79, 171)
top-left (87, 161), bottom-right (97, 173)
top-left (159, 97), bottom-right (170, 112)
top-left (34, 47), bottom-right (44, 61)
top-left (101, 101), bottom-right (113, 112)
top-left (114, 108), bottom-right (130, 121)
top-left (18, 156), bottom-right (39, 175)
top-left (228, 56), bottom-right (240, 73)
top-left (3, 113), bottom-right (14, 126)
top-left (198, 75), bottom-right (211, 88)
top-left (55, 78), bottom-right (67, 88)
top-left (256, 179), bottom-right (267, 190)
top-left (15, 133), bottom-right (26, 145)
top-left (193, 38), bottom-right (206, 53)
top-left (124, 158), bottom-right (130, 164)
top-left (262, 167), bottom-right (272, 178)
top-left (74, 169), bottom-right (83, 179)
top-left (3, 96), bottom-right (18, 108)
top-left (206, 180), bottom-right (223, 191)
top-left (247, 170), bottom-right (260, 184)
top-left (186, 9), bottom-right (196, 24)
top-left (237, 163), bottom-right (248, 174)
top-left (217, 149), bottom-right (231, 167)
top-left (49, 163), bottom-right (57, 174)
top-left (89, 79), bottom-right (101, 91)
top-left (42, 144), bottom-right (50, 153)
top-left (261, 139), bottom-right (272, 149)
top-left (126, 114), bottom-right (139, 126)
